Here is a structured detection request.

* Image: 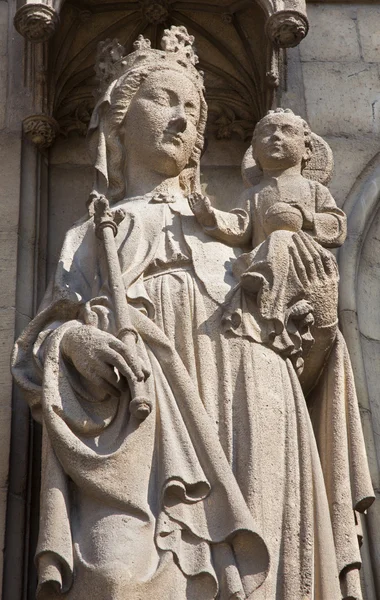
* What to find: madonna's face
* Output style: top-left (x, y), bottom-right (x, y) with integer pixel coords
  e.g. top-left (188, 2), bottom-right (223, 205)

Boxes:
top-left (122, 70), bottom-right (201, 178)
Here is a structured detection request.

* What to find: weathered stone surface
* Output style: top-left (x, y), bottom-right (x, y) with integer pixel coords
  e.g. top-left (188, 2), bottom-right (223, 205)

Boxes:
top-left (50, 135), bottom-right (92, 166)
top-left (0, 233), bottom-right (17, 305)
top-left (358, 206), bottom-right (380, 342)
top-left (303, 62), bottom-right (380, 136)
top-left (201, 166), bottom-right (245, 211)
top-left (0, 132), bottom-right (21, 232)
top-left (48, 165), bottom-right (93, 275)
top-left (280, 46), bottom-right (307, 120)
top-left (201, 137), bottom-right (248, 168)
top-left (11, 27), bottom-right (374, 600)
top-left (0, 2), bottom-right (7, 131)
top-left (326, 136), bottom-right (379, 207)
top-left (300, 5), bottom-right (360, 63)
top-left (357, 6), bottom-right (380, 64)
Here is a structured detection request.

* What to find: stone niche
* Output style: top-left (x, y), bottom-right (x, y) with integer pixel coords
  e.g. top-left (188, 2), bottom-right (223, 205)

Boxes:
top-left (7, 2), bottom-right (288, 596)
top-left (46, 0), bottom-right (278, 278)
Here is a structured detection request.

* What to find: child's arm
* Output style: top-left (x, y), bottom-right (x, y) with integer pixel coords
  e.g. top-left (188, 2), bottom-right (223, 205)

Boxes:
top-left (188, 192), bottom-right (252, 246)
top-left (295, 182), bottom-right (346, 248)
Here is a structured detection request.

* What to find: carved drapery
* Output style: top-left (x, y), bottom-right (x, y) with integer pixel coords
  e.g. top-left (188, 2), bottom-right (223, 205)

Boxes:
top-left (14, 0), bottom-right (309, 148)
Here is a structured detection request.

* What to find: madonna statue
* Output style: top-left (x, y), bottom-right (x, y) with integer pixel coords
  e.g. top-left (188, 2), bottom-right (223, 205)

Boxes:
top-left (12, 26), bottom-right (374, 600)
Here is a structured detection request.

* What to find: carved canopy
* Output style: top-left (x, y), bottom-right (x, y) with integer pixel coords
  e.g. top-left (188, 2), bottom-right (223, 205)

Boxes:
top-left (14, 0), bottom-right (309, 146)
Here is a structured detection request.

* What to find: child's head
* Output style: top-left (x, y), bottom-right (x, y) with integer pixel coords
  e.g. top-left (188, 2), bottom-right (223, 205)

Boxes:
top-left (251, 108), bottom-right (312, 172)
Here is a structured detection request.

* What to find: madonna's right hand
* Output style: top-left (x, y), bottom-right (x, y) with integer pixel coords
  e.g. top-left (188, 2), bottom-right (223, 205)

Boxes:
top-left (61, 325), bottom-right (147, 398)
top-left (188, 193), bottom-right (216, 228)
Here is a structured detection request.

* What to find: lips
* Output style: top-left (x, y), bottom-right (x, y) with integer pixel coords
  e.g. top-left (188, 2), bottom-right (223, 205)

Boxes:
top-left (163, 131), bottom-right (184, 144)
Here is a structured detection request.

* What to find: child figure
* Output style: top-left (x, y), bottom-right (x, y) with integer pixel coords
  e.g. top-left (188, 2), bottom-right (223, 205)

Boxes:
top-left (189, 108), bottom-right (346, 250)
top-left (189, 109), bottom-right (347, 381)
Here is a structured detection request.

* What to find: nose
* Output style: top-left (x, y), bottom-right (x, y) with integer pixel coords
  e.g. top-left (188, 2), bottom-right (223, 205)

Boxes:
top-left (271, 129), bottom-right (282, 141)
top-left (169, 115), bottom-right (187, 133)
top-left (168, 106), bottom-right (187, 133)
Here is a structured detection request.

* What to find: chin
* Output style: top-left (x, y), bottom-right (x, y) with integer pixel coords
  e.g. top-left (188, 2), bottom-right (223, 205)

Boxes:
top-left (156, 147), bottom-right (190, 177)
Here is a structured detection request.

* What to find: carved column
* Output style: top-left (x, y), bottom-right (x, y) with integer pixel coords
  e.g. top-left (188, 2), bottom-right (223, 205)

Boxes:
top-left (14, 1), bottom-right (62, 150)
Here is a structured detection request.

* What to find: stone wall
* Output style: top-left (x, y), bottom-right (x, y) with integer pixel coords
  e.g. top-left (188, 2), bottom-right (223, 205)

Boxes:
top-left (282, 5), bottom-right (380, 598)
top-left (0, 1), bottom-right (17, 591)
top-left (283, 3), bottom-right (380, 208)
top-left (2, 2), bottom-right (380, 599)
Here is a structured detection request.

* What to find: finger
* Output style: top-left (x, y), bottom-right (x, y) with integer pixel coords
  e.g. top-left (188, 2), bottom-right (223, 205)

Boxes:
top-left (106, 343), bottom-right (145, 382)
top-left (293, 234), bottom-right (318, 280)
top-left (322, 252), bottom-right (338, 278)
top-left (299, 233), bottom-right (326, 278)
top-left (289, 245), bottom-right (309, 288)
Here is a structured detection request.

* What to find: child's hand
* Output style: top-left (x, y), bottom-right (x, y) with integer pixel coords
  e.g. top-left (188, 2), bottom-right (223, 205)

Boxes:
top-left (188, 193), bottom-right (216, 228)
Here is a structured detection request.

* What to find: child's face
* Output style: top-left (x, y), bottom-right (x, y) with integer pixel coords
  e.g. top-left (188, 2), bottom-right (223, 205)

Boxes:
top-left (252, 114), bottom-right (307, 171)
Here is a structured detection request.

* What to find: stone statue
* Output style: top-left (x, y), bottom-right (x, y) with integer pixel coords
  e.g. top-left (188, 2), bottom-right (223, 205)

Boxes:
top-left (189, 108), bottom-right (346, 248)
top-left (12, 26), bottom-right (374, 600)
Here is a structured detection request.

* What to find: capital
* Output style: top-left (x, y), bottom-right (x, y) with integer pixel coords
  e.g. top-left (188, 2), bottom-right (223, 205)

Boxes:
top-left (23, 114), bottom-right (59, 149)
top-left (14, 4), bottom-right (59, 43)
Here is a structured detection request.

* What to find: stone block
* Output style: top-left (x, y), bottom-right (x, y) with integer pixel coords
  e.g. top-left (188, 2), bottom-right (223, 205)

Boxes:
top-left (360, 336), bottom-right (380, 467)
top-left (326, 136), bottom-right (379, 207)
top-left (303, 62), bottom-right (380, 136)
top-left (281, 46), bottom-right (307, 119)
top-left (300, 5), bottom-right (360, 63)
top-left (0, 232), bottom-right (18, 305)
top-left (0, 2), bottom-right (8, 129)
top-left (0, 307), bottom-right (16, 332)
top-left (357, 206), bottom-right (380, 342)
top-left (0, 1), bottom-right (8, 58)
top-left (202, 136), bottom-right (249, 167)
top-left (200, 166), bottom-right (245, 212)
top-left (357, 7), bottom-right (380, 63)
top-left (48, 165), bottom-right (93, 277)
top-left (50, 135), bottom-right (92, 166)
top-left (0, 132), bottom-right (21, 231)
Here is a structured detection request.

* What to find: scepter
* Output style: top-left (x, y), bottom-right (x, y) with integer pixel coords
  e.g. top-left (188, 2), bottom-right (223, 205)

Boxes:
top-left (89, 191), bottom-right (152, 420)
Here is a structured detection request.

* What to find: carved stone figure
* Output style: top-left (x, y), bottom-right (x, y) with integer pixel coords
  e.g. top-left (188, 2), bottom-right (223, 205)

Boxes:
top-left (12, 26), bottom-right (374, 600)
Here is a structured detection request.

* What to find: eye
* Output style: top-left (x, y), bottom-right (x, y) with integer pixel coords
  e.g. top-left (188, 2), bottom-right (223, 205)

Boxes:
top-left (185, 101), bottom-right (198, 119)
top-left (282, 125), bottom-right (296, 135)
top-left (154, 92), bottom-right (170, 107)
top-left (264, 124), bottom-right (276, 135)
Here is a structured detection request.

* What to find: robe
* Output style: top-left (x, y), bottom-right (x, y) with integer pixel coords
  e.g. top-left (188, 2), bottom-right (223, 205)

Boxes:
top-left (12, 195), bottom-right (374, 599)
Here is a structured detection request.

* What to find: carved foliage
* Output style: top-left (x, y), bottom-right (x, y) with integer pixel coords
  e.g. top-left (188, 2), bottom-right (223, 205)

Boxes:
top-left (266, 10), bottom-right (309, 48)
top-left (23, 114), bottom-right (59, 148)
top-left (14, 4), bottom-right (59, 43)
top-left (139, 0), bottom-right (171, 24)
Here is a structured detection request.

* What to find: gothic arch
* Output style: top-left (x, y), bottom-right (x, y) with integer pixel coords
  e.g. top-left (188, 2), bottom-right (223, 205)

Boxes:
top-left (339, 155), bottom-right (380, 598)
top-left (14, 0), bottom-right (308, 149)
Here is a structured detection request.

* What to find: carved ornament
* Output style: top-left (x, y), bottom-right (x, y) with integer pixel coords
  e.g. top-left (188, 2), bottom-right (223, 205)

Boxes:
top-left (266, 10), bottom-right (309, 48)
top-left (14, 4), bottom-right (59, 43)
top-left (139, 0), bottom-right (171, 24)
top-left (23, 114), bottom-right (59, 149)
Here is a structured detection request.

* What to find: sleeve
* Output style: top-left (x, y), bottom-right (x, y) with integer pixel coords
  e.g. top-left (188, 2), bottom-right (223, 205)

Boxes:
top-left (311, 182), bottom-right (347, 248)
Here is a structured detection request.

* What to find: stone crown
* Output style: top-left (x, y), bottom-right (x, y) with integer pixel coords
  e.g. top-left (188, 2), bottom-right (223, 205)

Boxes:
top-left (95, 25), bottom-right (204, 93)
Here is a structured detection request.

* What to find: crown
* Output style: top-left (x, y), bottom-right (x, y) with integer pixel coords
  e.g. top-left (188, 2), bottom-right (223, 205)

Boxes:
top-left (95, 25), bottom-right (203, 97)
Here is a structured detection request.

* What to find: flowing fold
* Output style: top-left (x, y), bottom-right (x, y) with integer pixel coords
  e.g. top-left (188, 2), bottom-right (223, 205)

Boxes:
top-left (13, 302), bottom-right (269, 599)
top-left (309, 330), bottom-right (375, 599)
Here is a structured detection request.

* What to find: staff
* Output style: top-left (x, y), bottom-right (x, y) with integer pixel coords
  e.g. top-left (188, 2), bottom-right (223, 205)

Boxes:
top-left (90, 192), bottom-right (152, 420)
